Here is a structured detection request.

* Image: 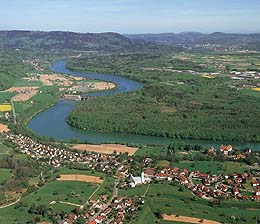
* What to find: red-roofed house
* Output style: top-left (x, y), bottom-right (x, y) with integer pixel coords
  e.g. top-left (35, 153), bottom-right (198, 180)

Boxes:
top-left (95, 216), bottom-right (103, 224)
top-left (220, 145), bottom-right (233, 155)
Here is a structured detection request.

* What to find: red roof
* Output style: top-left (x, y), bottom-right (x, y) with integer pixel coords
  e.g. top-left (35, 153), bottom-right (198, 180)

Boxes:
top-left (145, 168), bottom-right (156, 175)
top-left (220, 145), bottom-right (232, 151)
top-left (96, 216), bottom-right (103, 221)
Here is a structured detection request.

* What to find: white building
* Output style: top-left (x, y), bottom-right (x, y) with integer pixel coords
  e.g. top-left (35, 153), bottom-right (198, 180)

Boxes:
top-left (129, 172), bottom-right (151, 188)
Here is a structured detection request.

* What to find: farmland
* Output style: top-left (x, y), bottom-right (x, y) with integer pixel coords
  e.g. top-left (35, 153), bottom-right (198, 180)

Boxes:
top-left (0, 168), bottom-right (105, 223)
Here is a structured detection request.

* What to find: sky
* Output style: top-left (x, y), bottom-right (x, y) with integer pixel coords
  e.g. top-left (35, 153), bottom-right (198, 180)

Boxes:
top-left (1, 0), bottom-right (260, 34)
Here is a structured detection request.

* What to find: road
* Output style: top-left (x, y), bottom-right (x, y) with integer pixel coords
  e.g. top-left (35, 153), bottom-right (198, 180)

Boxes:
top-left (89, 179), bottom-right (118, 221)
top-left (0, 197), bottom-right (20, 209)
top-left (10, 100), bottom-right (16, 124)
top-left (58, 201), bottom-right (81, 207)
top-left (188, 172), bottom-right (195, 187)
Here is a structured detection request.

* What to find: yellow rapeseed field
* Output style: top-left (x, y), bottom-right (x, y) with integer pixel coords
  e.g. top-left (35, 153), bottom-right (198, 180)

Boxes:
top-left (251, 88), bottom-right (260, 91)
top-left (0, 104), bottom-right (12, 112)
top-left (202, 75), bottom-right (215, 79)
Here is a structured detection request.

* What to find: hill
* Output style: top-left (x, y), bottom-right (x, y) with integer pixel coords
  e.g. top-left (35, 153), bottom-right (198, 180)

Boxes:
top-left (126, 32), bottom-right (260, 49)
top-left (0, 30), bottom-right (169, 53)
top-left (0, 30), bottom-right (176, 90)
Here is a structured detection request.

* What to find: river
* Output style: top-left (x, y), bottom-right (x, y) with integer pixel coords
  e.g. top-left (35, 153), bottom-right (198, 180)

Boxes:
top-left (28, 60), bottom-right (260, 150)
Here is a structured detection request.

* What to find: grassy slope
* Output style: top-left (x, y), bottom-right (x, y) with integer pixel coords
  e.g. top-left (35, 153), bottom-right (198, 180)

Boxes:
top-left (0, 168), bottom-right (105, 223)
top-left (0, 168), bottom-right (12, 184)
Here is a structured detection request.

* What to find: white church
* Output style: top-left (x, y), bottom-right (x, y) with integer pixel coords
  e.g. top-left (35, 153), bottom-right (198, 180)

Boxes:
top-left (129, 172), bottom-right (151, 188)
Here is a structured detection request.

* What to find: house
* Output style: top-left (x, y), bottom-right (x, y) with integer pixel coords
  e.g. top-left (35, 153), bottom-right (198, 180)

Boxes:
top-left (255, 189), bottom-right (260, 196)
top-left (253, 195), bottom-right (260, 201)
top-left (145, 168), bottom-right (156, 177)
top-left (233, 187), bottom-right (240, 196)
top-left (219, 184), bottom-right (229, 192)
top-left (171, 167), bottom-right (179, 174)
top-left (87, 222), bottom-right (97, 224)
top-left (60, 219), bottom-right (73, 224)
top-left (220, 145), bottom-right (233, 155)
top-left (179, 175), bottom-right (189, 185)
top-left (251, 179), bottom-right (259, 187)
top-left (208, 147), bottom-right (216, 155)
top-left (180, 169), bottom-right (188, 176)
top-left (95, 216), bottom-right (104, 224)
top-left (155, 173), bottom-right (172, 180)
top-left (101, 208), bottom-right (112, 216)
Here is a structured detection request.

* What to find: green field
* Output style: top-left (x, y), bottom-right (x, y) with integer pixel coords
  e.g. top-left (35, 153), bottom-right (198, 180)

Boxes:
top-left (22, 180), bottom-right (97, 208)
top-left (13, 79), bottom-right (42, 87)
top-left (58, 167), bottom-right (106, 178)
top-left (156, 160), bottom-right (171, 168)
top-left (0, 168), bottom-right (12, 184)
top-left (0, 92), bottom-right (15, 104)
top-left (0, 142), bottom-right (13, 154)
top-left (56, 167), bottom-right (115, 200)
top-left (0, 167), bottom-right (109, 223)
top-left (121, 182), bottom-right (260, 224)
top-left (0, 179), bottom-right (97, 223)
top-left (172, 160), bottom-right (249, 175)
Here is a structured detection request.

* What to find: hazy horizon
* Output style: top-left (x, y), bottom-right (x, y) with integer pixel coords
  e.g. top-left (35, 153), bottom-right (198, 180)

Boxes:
top-left (1, 29), bottom-right (260, 35)
top-left (1, 0), bottom-right (260, 34)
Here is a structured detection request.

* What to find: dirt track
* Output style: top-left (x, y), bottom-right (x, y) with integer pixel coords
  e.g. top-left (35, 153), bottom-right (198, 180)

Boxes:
top-left (72, 144), bottom-right (138, 156)
top-left (0, 123), bottom-right (10, 133)
top-left (161, 214), bottom-right (221, 224)
top-left (57, 174), bottom-right (103, 184)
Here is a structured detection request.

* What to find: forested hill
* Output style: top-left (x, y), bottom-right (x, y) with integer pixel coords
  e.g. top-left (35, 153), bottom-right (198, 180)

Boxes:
top-left (0, 30), bottom-right (173, 53)
top-left (126, 32), bottom-right (260, 49)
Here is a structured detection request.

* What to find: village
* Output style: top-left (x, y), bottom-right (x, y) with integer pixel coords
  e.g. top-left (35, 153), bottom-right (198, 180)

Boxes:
top-left (1, 131), bottom-right (259, 223)
top-left (127, 144), bottom-right (259, 202)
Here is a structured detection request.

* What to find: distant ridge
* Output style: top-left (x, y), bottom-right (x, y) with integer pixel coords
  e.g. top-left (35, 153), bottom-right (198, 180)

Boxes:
top-left (126, 32), bottom-right (260, 49)
top-left (0, 30), bottom-right (172, 52)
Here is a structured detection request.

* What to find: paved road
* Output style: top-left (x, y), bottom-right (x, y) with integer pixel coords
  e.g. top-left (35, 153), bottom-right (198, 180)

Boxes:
top-left (0, 197), bottom-right (20, 209)
top-left (58, 201), bottom-right (81, 207)
top-left (188, 172), bottom-right (195, 187)
top-left (143, 184), bottom-right (150, 197)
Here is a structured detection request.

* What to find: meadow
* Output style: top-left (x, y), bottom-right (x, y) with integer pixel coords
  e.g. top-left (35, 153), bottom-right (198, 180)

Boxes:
top-left (0, 167), bottom-right (106, 223)
top-left (0, 168), bottom-right (12, 184)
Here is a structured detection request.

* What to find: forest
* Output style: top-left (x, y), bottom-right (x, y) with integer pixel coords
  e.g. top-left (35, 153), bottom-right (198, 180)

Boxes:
top-left (67, 52), bottom-right (260, 142)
